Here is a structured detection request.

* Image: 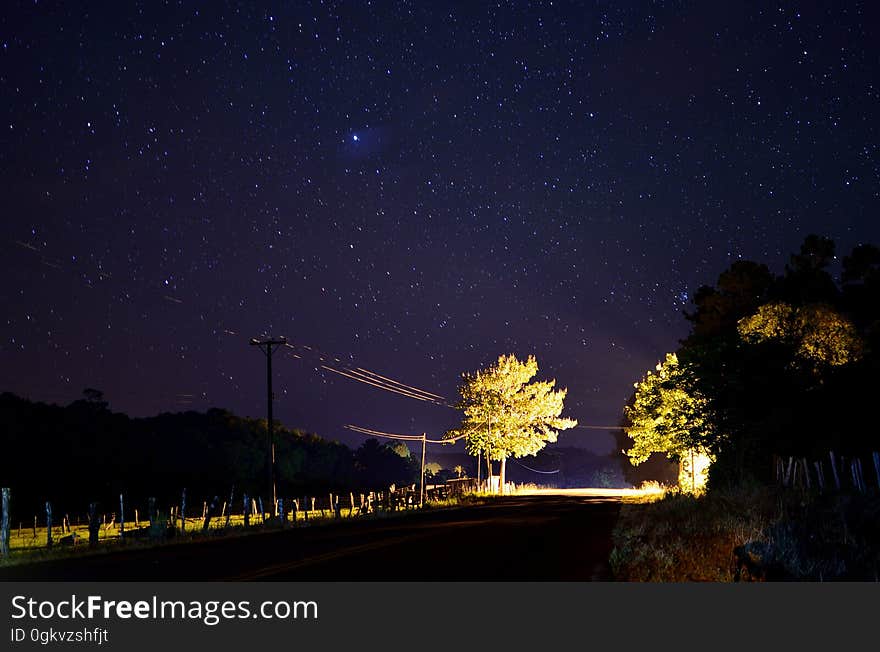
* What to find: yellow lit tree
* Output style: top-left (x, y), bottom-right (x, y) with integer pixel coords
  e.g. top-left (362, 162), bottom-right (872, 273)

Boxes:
top-left (446, 354), bottom-right (577, 493)
top-left (624, 353), bottom-right (715, 493)
top-left (737, 302), bottom-right (863, 368)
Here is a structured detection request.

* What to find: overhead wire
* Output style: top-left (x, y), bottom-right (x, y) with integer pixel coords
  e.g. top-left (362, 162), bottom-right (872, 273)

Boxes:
top-left (512, 459), bottom-right (560, 474)
top-left (281, 340), bottom-right (455, 408)
top-left (344, 424), bottom-right (467, 444)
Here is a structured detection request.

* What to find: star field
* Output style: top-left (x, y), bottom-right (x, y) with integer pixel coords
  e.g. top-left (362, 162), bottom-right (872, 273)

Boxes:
top-left (2, 2), bottom-right (879, 454)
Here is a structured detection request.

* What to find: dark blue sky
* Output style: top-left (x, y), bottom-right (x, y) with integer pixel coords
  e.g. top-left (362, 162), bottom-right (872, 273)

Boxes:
top-left (2, 1), bottom-right (878, 455)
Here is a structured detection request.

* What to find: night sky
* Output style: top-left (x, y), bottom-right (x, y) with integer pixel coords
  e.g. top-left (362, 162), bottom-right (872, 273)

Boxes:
top-left (2, 2), bottom-right (879, 456)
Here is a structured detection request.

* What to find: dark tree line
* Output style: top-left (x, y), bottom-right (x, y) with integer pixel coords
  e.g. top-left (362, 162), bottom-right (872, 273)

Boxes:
top-left (616, 235), bottom-right (880, 490)
top-left (0, 391), bottom-right (418, 517)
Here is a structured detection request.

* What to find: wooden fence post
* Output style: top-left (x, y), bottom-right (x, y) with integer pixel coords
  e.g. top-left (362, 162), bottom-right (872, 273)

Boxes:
top-left (203, 496), bottom-right (219, 531)
top-left (0, 488), bottom-right (10, 558)
top-left (801, 459), bottom-right (811, 490)
top-left (119, 494), bottom-right (125, 539)
top-left (88, 503), bottom-right (99, 548)
top-left (829, 451), bottom-right (841, 490)
top-left (45, 502), bottom-right (53, 548)
top-left (225, 486), bottom-right (235, 529)
top-left (783, 457), bottom-right (794, 487)
top-left (180, 488), bottom-right (187, 533)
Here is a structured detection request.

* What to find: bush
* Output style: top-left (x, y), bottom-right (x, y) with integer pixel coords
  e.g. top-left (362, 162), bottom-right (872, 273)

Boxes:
top-left (610, 485), bottom-right (880, 581)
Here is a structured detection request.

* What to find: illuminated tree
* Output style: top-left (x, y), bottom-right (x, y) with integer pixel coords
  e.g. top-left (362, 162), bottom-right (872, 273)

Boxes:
top-left (446, 354), bottom-right (577, 493)
top-left (738, 302), bottom-right (863, 368)
top-left (623, 353), bottom-right (716, 493)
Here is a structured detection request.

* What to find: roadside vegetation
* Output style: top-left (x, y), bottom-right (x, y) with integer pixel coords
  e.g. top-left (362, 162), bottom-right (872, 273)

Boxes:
top-left (611, 235), bottom-right (880, 581)
top-left (611, 484), bottom-right (880, 581)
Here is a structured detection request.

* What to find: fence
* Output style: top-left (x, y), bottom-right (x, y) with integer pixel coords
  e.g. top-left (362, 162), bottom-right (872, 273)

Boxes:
top-left (773, 451), bottom-right (880, 493)
top-left (0, 483), bottom-right (451, 559)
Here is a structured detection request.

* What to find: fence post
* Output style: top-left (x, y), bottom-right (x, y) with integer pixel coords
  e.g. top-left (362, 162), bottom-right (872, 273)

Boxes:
top-left (850, 460), bottom-right (860, 493)
top-left (180, 488), bottom-right (187, 533)
top-left (258, 497), bottom-right (264, 523)
top-left (203, 496), bottom-right (219, 531)
top-left (45, 502), bottom-right (53, 548)
top-left (88, 503), bottom-right (99, 548)
top-left (0, 488), bottom-right (10, 558)
top-left (119, 494), bottom-right (125, 539)
top-left (225, 486), bottom-right (235, 529)
top-left (829, 451), bottom-right (841, 490)
top-left (243, 493), bottom-right (250, 528)
top-left (784, 457), bottom-right (794, 487)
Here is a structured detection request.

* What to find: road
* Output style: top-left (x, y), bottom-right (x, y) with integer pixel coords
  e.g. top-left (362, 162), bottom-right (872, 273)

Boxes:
top-left (0, 490), bottom-right (633, 581)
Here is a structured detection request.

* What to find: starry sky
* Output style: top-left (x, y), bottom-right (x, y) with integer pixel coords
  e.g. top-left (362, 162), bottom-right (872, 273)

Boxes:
top-left (2, 1), bottom-right (879, 456)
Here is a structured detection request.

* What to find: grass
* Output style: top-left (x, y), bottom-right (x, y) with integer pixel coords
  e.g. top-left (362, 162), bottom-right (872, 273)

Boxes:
top-left (0, 495), bottom-right (479, 567)
top-left (610, 483), bottom-right (880, 581)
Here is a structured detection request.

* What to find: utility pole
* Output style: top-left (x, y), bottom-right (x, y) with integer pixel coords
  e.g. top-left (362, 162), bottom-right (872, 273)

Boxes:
top-left (250, 336), bottom-right (287, 511)
top-left (419, 433), bottom-right (427, 507)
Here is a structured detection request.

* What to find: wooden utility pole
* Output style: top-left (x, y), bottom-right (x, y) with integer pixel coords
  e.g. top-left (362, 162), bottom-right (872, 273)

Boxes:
top-left (1, 488), bottom-right (10, 558)
top-left (250, 336), bottom-right (287, 509)
top-left (420, 433), bottom-right (427, 507)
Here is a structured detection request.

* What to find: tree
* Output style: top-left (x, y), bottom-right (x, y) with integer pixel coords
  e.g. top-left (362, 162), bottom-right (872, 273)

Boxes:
top-left (623, 353), bottom-right (716, 492)
top-left (738, 302), bottom-right (863, 369)
top-left (445, 354), bottom-right (577, 493)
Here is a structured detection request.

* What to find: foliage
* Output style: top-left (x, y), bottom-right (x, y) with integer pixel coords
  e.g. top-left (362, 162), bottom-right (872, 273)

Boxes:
top-left (738, 302), bottom-right (863, 368)
top-left (621, 234), bottom-right (880, 490)
top-left (610, 485), bottom-right (880, 581)
top-left (445, 354), bottom-right (577, 488)
top-left (0, 392), bottom-right (415, 517)
top-left (623, 353), bottom-right (716, 468)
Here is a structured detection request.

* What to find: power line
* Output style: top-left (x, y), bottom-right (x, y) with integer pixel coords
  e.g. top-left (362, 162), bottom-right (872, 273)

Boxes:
top-left (344, 424), bottom-right (424, 441)
top-left (281, 340), bottom-right (455, 408)
top-left (320, 365), bottom-right (445, 404)
top-left (352, 367), bottom-right (446, 400)
top-left (344, 424), bottom-right (467, 444)
top-left (512, 459), bottom-right (560, 474)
